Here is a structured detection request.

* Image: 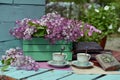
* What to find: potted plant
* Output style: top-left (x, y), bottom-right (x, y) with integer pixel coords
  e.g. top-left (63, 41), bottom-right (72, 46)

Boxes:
top-left (10, 12), bottom-right (101, 61)
top-left (79, 3), bottom-right (120, 48)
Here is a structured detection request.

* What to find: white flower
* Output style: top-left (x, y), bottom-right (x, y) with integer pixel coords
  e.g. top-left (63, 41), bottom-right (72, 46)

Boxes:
top-left (88, 5), bottom-right (92, 9)
top-left (108, 24), bottom-right (113, 29)
top-left (111, 6), bottom-right (115, 9)
top-left (9, 48), bottom-right (16, 52)
top-left (104, 6), bottom-right (109, 11)
top-left (16, 47), bottom-right (21, 50)
top-left (2, 55), bottom-right (6, 59)
top-left (102, 16), bottom-right (105, 19)
top-left (46, 29), bottom-right (50, 34)
top-left (95, 9), bottom-right (99, 13)
top-left (118, 27), bottom-right (120, 32)
top-left (24, 27), bottom-right (34, 35)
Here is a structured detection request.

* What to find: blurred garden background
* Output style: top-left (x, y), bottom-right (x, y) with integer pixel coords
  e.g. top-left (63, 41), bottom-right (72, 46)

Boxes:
top-left (46, 0), bottom-right (120, 51)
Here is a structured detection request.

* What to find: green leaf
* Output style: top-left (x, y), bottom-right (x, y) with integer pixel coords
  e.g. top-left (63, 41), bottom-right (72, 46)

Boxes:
top-left (1, 65), bottom-right (9, 72)
top-left (1, 60), bottom-right (5, 64)
top-left (33, 29), bottom-right (47, 37)
top-left (3, 58), bottom-right (13, 65)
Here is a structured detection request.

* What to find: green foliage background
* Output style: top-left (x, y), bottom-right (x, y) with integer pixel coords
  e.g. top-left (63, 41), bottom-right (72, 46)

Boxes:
top-left (47, 0), bottom-right (120, 42)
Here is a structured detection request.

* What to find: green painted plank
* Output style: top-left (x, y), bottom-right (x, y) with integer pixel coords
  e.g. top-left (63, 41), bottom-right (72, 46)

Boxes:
top-left (23, 38), bottom-right (72, 61)
top-left (2, 40), bottom-right (22, 49)
top-left (97, 75), bottom-right (120, 80)
top-left (0, 0), bottom-right (13, 4)
top-left (23, 38), bottom-right (71, 45)
top-left (0, 5), bottom-right (45, 22)
top-left (0, 40), bottom-right (22, 59)
top-left (60, 74), bottom-right (100, 80)
top-left (24, 51), bottom-right (72, 61)
top-left (0, 42), bottom-right (5, 59)
top-left (14, 0), bottom-right (45, 5)
top-left (27, 70), bottom-right (72, 80)
top-left (0, 22), bottom-right (15, 41)
top-left (23, 44), bottom-right (71, 51)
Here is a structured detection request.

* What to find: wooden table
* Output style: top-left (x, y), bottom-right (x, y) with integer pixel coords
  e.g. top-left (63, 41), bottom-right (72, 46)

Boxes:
top-left (1, 63), bottom-right (120, 80)
top-left (1, 50), bottom-right (120, 80)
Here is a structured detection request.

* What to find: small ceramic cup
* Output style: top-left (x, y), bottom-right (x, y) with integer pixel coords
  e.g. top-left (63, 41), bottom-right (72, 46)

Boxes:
top-left (52, 52), bottom-right (67, 64)
top-left (77, 53), bottom-right (91, 66)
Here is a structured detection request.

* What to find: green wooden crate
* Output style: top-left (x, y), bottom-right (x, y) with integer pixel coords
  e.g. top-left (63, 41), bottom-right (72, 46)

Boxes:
top-left (23, 38), bottom-right (72, 61)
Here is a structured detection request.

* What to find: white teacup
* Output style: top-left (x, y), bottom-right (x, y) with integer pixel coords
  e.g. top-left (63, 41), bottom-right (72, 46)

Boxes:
top-left (52, 52), bottom-right (67, 64)
top-left (77, 53), bottom-right (91, 66)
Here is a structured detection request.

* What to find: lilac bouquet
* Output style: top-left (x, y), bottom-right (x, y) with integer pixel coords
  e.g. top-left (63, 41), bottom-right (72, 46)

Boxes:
top-left (1, 47), bottom-right (39, 71)
top-left (10, 12), bottom-right (101, 43)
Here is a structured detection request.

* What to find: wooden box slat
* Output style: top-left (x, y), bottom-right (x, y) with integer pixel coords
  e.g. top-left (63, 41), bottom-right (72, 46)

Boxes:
top-left (23, 38), bottom-right (72, 61)
top-left (24, 51), bottom-right (72, 61)
top-left (23, 45), bottom-right (71, 51)
top-left (23, 38), bottom-right (71, 45)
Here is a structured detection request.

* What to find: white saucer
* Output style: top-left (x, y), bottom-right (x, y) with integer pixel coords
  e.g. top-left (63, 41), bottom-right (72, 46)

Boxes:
top-left (71, 61), bottom-right (94, 69)
top-left (47, 60), bottom-right (69, 67)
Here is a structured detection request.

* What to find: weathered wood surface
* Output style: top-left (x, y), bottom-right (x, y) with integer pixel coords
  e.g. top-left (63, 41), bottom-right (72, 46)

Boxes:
top-left (1, 61), bottom-right (119, 80)
top-left (0, 5), bottom-right (45, 22)
top-left (0, 0), bottom-right (13, 4)
top-left (14, 0), bottom-right (45, 5)
top-left (0, 0), bottom-right (45, 59)
top-left (3, 67), bottom-right (120, 80)
top-left (71, 66), bottom-right (120, 74)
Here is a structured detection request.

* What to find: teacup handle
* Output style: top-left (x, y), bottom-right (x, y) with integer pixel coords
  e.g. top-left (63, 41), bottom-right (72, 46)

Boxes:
top-left (88, 54), bottom-right (91, 60)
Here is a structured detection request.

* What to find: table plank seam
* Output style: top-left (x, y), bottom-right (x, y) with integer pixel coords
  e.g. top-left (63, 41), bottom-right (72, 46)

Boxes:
top-left (91, 74), bottom-right (107, 80)
top-left (19, 69), bottom-right (54, 80)
top-left (56, 72), bottom-right (74, 80)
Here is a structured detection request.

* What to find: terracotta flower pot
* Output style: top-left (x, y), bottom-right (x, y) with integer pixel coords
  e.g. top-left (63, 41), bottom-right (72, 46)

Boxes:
top-left (100, 36), bottom-right (107, 49)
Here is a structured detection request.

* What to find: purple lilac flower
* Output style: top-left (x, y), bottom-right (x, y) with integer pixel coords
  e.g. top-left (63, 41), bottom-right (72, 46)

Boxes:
top-left (40, 12), bottom-right (101, 43)
top-left (2, 47), bottom-right (39, 71)
top-left (10, 12), bottom-right (101, 43)
top-left (84, 23), bottom-right (101, 36)
top-left (10, 18), bottom-right (37, 40)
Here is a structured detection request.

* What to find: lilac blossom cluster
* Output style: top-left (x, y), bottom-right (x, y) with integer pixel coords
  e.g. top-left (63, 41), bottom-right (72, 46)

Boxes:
top-left (10, 18), bottom-right (37, 40)
top-left (2, 47), bottom-right (39, 71)
top-left (40, 13), bottom-right (101, 43)
top-left (10, 12), bottom-right (101, 43)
